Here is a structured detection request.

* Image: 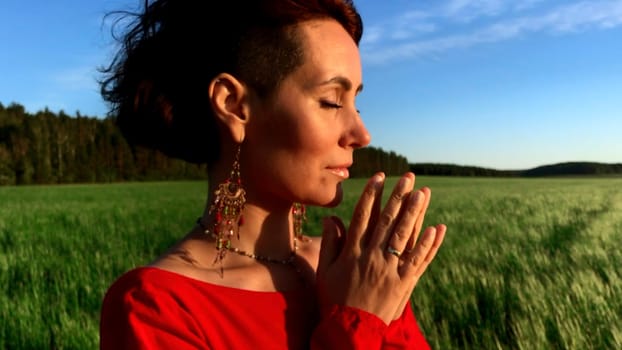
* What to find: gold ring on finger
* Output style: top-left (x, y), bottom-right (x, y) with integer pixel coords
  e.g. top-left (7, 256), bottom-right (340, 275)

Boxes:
top-left (386, 246), bottom-right (402, 258)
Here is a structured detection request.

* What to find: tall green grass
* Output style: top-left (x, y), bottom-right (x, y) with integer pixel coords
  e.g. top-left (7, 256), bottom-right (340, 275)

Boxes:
top-left (1, 177), bottom-right (621, 349)
top-left (0, 182), bottom-right (207, 349)
top-left (411, 177), bottom-right (622, 349)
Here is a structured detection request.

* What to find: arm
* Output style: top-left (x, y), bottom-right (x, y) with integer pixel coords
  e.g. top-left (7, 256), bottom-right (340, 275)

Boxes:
top-left (310, 304), bottom-right (387, 350)
top-left (310, 302), bottom-right (430, 350)
top-left (383, 301), bottom-right (430, 350)
top-left (100, 277), bottom-right (208, 350)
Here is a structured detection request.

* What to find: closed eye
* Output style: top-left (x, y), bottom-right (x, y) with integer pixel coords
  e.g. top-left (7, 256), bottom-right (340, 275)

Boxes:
top-left (319, 100), bottom-right (343, 109)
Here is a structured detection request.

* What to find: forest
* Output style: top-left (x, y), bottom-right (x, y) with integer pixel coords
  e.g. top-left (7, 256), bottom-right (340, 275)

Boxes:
top-left (0, 102), bottom-right (410, 185)
top-left (2, 101), bottom-right (619, 186)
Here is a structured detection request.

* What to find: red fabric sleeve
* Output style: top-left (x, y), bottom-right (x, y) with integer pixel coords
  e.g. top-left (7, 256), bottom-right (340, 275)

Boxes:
top-left (383, 301), bottom-right (431, 350)
top-left (310, 302), bottom-right (430, 350)
top-left (100, 274), bottom-right (209, 350)
top-left (310, 304), bottom-right (388, 350)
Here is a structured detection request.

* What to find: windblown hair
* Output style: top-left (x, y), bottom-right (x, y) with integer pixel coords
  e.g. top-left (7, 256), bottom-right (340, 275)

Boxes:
top-left (100, 0), bottom-right (362, 164)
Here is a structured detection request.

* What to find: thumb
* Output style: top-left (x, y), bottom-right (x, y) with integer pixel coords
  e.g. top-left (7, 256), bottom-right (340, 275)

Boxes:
top-left (317, 216), bottom-right (344, 277)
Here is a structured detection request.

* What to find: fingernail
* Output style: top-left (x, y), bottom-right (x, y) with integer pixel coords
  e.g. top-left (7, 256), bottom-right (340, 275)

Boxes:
top-left (372, 173), bottom-right (384, 189)
top-left (410, 190), bottom-right (421, 204)
top-left (399, 175), bottom-right (411, 189)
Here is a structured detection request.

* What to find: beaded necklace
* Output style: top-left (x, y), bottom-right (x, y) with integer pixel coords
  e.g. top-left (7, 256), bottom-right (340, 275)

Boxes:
top-left (196, 218), bottom-right (299, 267)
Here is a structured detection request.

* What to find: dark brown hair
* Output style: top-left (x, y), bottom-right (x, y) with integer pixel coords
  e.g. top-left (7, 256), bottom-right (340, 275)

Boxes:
top-left (100, 0), bottom-right (363, 164)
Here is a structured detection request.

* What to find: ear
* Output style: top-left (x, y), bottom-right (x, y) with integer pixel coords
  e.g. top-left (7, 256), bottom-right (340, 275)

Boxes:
top-left (208, 73), bottom-right (251, 143)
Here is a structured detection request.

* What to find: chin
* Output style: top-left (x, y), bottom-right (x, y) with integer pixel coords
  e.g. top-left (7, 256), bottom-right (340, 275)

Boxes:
top-left (317, 184), bottom-right (343, 208)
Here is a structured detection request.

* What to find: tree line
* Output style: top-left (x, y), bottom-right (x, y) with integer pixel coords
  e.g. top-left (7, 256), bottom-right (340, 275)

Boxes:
top-left (409, 162), bottom-right (622, 177)
top-left (409, 163), bottom-right (519, 177)
top-left (0, 102), bottom-right (410, 185)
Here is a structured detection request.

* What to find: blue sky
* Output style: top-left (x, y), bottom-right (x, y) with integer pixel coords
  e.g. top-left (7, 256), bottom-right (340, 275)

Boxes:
top-left (1, 0), bottom-right (620, 170)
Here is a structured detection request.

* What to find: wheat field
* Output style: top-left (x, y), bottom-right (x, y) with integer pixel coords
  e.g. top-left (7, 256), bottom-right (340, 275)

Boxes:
top-left (1, 177), bottom-right (621, 349)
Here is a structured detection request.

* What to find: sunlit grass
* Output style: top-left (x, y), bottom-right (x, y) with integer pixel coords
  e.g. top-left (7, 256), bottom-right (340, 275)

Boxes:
top-left (1, 177), bottom-right (621, 349)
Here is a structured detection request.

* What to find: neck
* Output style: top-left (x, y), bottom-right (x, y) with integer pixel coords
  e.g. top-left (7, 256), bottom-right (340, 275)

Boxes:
top-left (200, 193), bottom-right (298, 261)
top-left (203, 155), bottom-right (307, 262)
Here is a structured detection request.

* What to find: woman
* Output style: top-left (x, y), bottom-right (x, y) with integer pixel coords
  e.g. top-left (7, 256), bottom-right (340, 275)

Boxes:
top-left (99, 0), bottom-right (447, 349)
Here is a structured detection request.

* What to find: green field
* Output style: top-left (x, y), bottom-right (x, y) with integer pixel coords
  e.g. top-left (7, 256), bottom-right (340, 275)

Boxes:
top-left (1, 177), bottom-right (621, 349)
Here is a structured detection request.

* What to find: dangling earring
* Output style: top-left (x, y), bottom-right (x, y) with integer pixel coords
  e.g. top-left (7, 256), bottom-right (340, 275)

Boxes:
top-left (209, 144), bottom-right (246, 267)
top-left (292, 203), bottom-right (309, 243)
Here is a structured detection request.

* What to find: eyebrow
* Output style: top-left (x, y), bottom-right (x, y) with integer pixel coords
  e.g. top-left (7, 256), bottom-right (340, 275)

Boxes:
top-left (319, 76), bottom-right (364, 94)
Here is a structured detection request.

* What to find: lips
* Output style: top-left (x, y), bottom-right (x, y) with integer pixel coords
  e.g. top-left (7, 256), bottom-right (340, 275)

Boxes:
top-left (327, 166), bottom-right (350, 179)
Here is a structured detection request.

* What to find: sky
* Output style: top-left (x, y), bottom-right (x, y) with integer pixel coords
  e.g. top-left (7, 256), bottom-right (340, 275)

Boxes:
top-left (0, 0), bottom-right (620, 170)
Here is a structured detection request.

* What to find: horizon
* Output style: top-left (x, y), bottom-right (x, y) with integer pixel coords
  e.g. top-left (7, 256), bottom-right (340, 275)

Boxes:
top-left (1, 0), bottom-right (620, 170)
top-left (411, 160), bottom-right (622, 172)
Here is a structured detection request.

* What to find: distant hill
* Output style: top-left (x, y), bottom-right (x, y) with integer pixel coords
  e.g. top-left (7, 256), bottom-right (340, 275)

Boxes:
top-left (410, 162), bottom-right (622, 177)
top-left (521, 162), bottom-right (622, 177)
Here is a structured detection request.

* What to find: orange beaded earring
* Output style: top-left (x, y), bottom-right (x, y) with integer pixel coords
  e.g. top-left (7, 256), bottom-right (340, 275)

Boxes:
top-left (209, 144), bottom-right (246, 266)
top-left (292, 203), bottom-right (309, 244)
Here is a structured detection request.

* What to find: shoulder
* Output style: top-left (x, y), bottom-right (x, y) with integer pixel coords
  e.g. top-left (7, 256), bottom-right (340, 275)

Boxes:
top-left (101, 267), bottom-right (210, 330)
top-left (100, 267), bottom-right (209, 348)
top-left (104, 267), bottom-right (171, 296)
top-left (102, 267), bottom-right (198, 314)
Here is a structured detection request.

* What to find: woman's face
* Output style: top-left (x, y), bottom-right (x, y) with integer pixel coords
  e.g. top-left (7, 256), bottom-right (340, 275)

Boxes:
top-left (243, 19), bottom-right (370, 208)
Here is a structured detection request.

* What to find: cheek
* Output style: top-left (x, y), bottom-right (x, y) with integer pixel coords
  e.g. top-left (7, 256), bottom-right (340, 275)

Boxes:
top-left (258, 116), bottom-right (333, 159)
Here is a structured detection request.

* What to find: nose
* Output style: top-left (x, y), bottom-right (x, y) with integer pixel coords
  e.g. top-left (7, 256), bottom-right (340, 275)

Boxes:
top-left (340, 111), bottom-right (371, 149)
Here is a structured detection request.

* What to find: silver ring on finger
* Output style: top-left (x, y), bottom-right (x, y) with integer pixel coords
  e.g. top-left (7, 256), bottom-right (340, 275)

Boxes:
top-left (386, 246), bottom-right (402, 258)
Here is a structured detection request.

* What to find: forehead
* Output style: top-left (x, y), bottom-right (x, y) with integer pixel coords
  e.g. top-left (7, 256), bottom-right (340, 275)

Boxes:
top-left (294, 19), bottom-right (362, 86)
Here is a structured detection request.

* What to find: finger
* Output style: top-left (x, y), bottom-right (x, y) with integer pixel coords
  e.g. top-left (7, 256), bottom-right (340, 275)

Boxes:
top-left (399, 224), bottom-right (446, 278)
top-left (368, 172), bottom-right (414, 250)
top-left (344, 173), bottom-right (385, 254)
top-left (399, 226), bottom-right (436, 277)
top-left (317, 216), bottom-right (345, 276)
top-left (413, 224), bottom-right (446, 278)
top-left (331, 215), bottom-right (347, 252)
top-left (362, 173), bottom-right (385, 248)
top-left (405, 187), bottom-right (432, 252)
top-left (384, 190), bottom-right (425, 262)
top-left (397, 225), bottom-right (446, 316)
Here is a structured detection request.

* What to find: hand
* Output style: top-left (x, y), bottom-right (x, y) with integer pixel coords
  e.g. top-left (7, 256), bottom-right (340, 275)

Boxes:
top-left (316, 172), bottom-right (446, 324)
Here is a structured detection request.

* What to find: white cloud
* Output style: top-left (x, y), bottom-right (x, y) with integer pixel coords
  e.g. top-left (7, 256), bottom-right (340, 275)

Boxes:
top-left (362, 0), bottom-right (622, 64)
top-left (443, 0), bottom-right (547, 20)
top-left (362, 10), bottom-right (436, 44)
top-left (53, 66), bottom-right (98, 91)
top-left (444, 0), bottom-right (506, 21)
top-left (361, 25), bottom-right (383, 45)
top-left (392, 12), bottom-right (437, 40)
top-left (513, 0), bottom-right (546, 12)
